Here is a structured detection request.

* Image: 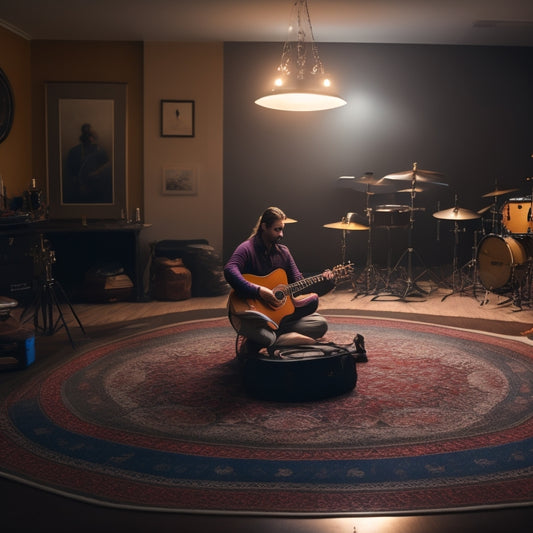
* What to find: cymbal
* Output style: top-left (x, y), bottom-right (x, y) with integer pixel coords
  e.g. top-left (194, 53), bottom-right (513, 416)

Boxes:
top-left (381, 163), bottom-right (447, 186)
top-left (337, 175), bottom-right (396, 194)
top-left (481, 187), bottom-right (519, 198)
top-left (284, 217), bottom-right (297, 223)
top-left (323, 221), bottom-right (369, 231)
top-left (477, 205), bottom-right (493, 215)
top-left (432, 207), bottom-right (480, 220)
top-left (397, 187), bottom-right (424, 193)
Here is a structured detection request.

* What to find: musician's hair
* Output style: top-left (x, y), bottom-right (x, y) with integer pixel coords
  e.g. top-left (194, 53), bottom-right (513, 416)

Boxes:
top-left (249, 206), bottom-right (286, 239)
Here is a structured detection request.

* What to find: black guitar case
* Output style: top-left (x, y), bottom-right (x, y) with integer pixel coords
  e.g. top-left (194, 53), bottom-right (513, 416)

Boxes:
top-left (242, 343), bottom-right (358, 402)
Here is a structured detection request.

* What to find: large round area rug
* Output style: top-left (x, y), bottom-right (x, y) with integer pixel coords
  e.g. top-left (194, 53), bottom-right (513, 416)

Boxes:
top-left (1, 315), bottom-right (532, 516)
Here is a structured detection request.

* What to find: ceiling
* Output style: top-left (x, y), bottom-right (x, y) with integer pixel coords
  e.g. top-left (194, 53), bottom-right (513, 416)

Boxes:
top-left (0, 0), bottom-right (532, 47)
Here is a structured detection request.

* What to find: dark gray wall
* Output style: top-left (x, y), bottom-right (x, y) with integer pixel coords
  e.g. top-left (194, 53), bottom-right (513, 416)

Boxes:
top-left (223, 43), bottom-right (533, 273)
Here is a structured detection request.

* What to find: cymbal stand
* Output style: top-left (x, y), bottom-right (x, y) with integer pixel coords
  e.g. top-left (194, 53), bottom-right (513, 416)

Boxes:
top-left (375, 176), bottom-right (429, 300)
top-left (21, 235), bottom-right (86, 347)
top-left (442, 224), bottom-right (485, 303)
top-left (354, 188), bottom-right (383, 296)
top-left (489, 194), bottom-right (503, 234)
top-left (441, 220), bottom-right (465, 301)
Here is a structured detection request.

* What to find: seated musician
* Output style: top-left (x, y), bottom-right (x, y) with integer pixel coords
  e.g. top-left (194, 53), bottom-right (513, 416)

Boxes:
top-left (224, 206), bottom-right (334, 355)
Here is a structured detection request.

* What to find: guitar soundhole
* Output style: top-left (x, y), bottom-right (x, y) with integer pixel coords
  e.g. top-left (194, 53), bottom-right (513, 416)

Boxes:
top-left (274, 290), bottom-right (285, 300)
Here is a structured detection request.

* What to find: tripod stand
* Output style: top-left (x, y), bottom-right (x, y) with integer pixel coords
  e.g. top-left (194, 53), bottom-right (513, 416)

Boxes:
top-left (21, 235), bottom-right (85, 347)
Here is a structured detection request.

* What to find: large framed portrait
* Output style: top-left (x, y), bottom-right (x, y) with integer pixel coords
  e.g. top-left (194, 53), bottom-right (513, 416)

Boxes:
top-left (46, 82), bottom-right (127, 219)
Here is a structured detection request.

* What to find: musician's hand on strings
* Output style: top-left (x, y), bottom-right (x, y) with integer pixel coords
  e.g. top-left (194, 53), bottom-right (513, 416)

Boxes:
top-left (258, 286), bottom-right (283, 308)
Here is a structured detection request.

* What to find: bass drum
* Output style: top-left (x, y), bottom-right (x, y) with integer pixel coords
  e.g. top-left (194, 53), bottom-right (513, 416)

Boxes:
top-left (477, 234), bottom-right (533, 290)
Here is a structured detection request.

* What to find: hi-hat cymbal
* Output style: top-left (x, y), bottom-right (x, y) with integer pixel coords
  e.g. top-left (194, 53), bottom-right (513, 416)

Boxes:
top-left (397, 187), bottom-right (424, 193)
top-left (323, 221), bottom-right (369, 231)
top-left (337, 175), bottom-right (396, 194)
top-left (481, 187), bottom-right (519, 198)
top-left (432, 207), bottom-right (480, 220)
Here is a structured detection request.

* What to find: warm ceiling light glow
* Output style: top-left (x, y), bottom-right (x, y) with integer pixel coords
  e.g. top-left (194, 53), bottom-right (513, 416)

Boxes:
top-left (256, 91), bottom-right (347, 112)
top-left (255, 0), bottom-right (346, 112)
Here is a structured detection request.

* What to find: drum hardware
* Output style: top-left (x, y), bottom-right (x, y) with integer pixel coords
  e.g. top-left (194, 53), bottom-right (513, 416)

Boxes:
top-left (433, 198), bottom-right (484, 301)
top-left (20, 235), bottom-right (86, 347)
top-left (335, 173), bottom-right (393, 296)
top-left (373, 163), bottom-right (448, 301)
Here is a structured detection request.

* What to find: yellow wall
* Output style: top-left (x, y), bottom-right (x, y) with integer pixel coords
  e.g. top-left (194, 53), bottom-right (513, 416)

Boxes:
top-left (0, 26), bottom-right (32, 198)
top-left (30, 40), bottom-right (144, 214)
top-left (142, 42), bottom-right (224, 254)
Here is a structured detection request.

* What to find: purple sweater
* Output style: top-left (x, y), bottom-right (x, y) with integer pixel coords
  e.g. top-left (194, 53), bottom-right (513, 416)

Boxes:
top-left (224, 234), bottom-right (303, 299)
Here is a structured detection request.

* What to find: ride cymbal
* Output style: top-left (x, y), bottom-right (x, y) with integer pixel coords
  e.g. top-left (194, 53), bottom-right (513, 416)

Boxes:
top-left (432, 207), bottom-right (480, 220)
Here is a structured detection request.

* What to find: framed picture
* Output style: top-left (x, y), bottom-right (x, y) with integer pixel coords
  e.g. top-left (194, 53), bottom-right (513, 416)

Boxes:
top-left (160, 100), bottom-right (195, 137)
top-left (162, 167), bottom-right (197, 195)
top-left (46, 82), bottom-right (126, 219)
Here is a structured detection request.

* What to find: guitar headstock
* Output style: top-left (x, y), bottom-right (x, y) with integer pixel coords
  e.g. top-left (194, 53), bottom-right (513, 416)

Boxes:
top-left (331, 262), bottom-right (355, 282)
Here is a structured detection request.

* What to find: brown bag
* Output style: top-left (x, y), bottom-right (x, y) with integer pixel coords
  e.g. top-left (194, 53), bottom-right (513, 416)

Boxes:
top-left (151, 257), bottom-right (192, 301)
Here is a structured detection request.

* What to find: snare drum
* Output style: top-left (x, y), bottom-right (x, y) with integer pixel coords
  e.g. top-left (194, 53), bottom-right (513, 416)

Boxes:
top-left (373, 205), bottom-right (410, 228)
top-left (501, 197), bottom-right (532, 235)
top-left (477, 234), bottom-right (533, 290)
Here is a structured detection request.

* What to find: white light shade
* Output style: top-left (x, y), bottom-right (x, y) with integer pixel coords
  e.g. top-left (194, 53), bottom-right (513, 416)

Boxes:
top-left (255, 90), bottom-right (347, 112)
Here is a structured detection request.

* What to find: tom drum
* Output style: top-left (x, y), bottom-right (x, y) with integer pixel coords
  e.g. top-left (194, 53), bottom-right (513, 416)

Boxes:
top-left (500, 197), bottom-right (532, 235)
top-left (477, 234), bottom-right (532, 290)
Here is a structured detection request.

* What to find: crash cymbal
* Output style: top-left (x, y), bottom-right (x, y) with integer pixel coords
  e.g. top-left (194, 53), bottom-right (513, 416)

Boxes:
top-left (432, 207), bottom-right (480, 220)
top-left (397, 187), bottom-right (424, 193)
top-left (481, 187), bottom-right (519, 198)
top-left (381, 162), bottom-right (447, 186)
top-left (323, 221), bottom-right (369, 231)
top-left (337, 175), bottom-right (396, 194)
top-left (284, 217), bottom-right (297, 223)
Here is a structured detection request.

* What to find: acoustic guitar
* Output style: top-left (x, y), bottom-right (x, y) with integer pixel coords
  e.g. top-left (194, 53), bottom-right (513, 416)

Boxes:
top-left (227, 263), bottom-right (353, 329)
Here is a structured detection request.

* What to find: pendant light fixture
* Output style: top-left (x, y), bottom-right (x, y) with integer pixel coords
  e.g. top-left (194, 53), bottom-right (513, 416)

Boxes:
top-left (255, 0), bottom-right (346, 112)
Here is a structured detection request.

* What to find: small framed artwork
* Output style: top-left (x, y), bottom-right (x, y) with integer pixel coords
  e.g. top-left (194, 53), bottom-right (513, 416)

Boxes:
top-left (160, 100), bottom-right (195, 137)
top-left (162, 167), bottom-right (197, 195)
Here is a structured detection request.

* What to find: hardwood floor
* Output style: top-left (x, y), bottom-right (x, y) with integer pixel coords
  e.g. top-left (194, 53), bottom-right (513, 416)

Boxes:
top-left (1, 286), bottom-right (532, 532)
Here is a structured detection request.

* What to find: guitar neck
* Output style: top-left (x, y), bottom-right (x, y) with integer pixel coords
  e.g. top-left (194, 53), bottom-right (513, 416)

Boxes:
top-left (286, 273), bottom-right (328, 296)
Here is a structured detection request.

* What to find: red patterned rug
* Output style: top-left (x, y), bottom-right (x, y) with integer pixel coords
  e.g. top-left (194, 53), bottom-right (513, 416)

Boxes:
top-left (0, 314), bottom-right (532, 515)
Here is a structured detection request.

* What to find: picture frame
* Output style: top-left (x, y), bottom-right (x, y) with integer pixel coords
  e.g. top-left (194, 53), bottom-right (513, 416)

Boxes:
top-left (162, 167), bottom-right (197, 196)
top-left (46, 82), bottom-right (127, 219)
top-left (160, 100), bottom-right (195, 137)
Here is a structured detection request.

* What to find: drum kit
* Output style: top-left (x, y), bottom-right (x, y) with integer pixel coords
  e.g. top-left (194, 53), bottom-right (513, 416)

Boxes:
top-left (325, 162), bottom-right (533, 307)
